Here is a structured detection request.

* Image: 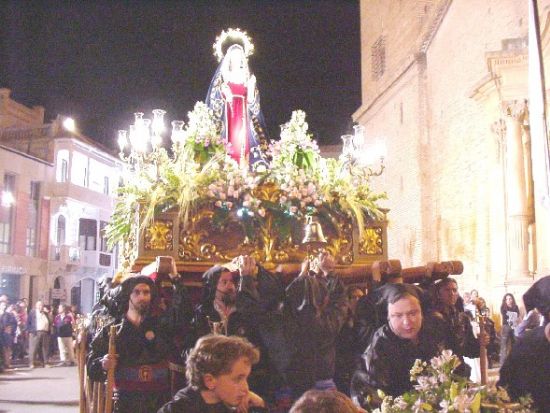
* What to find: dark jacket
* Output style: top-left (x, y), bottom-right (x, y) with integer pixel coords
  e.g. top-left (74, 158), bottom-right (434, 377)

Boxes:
top-left (351, 316), bottom-right (447, 405)
top-left (353, 283), bottom-right (428, 353)
top-left (498, 326), bottom-right (550, 412)
top-left (188, 265), bottom-right (286, 397)
top-left (431, 305), bottom-right (480, 359)
top-left (284, 272), bottom-right (348, 394)
top-left (157, 386), bottom-right (233, 413)
top-left (87, 315), bottom-right (171, 384)
top-left (26, 309), bottom-right (51, 334)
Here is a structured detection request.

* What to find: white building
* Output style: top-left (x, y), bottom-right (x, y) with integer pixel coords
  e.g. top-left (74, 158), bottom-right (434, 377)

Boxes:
top-left (0, 88), bottom-right (121, 313)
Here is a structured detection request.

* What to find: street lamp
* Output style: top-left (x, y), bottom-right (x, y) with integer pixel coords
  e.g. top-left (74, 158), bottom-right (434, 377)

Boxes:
top-left (1, 191), bottom-right (15, 208)
top-left (63, 117), bottom-right (76, 133)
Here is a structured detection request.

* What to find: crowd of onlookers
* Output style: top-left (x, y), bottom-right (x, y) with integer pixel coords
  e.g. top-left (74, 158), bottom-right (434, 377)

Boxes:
top-left (0, 293), bottom-right (80, 371)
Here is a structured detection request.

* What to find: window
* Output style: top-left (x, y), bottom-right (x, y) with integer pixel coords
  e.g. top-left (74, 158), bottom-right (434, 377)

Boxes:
top-left (56, 150), bottom-right (69, 182)
top-left (25, 228), bottom-right (36, 256)
top-left (57, 215), bottom-right (66, 245)
top-left (371, 36), bottom-right (386, 81)
top-left (79, 218), bottom-right (97, 251)
top-left (0, 222), bottom-right (10, 254)
top-left (0, 173), bottom-right (16, 254)
top-left (103, 176), bottom-right (109, 195)
top-left (61, 159), bottom-right (68, 182)
top-left (99, 221), bottom-right (109, 252)
top-left (26, 181), bottom-right (40, 257)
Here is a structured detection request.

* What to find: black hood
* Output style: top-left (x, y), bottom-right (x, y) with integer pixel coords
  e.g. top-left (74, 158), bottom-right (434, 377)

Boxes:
top-left (523, 275), bottom-right (550, 316)
top-left (200, 265), bottom-right (238, 306)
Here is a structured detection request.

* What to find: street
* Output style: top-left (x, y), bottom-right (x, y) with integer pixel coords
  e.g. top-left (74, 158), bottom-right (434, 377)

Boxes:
top-left (0, 363), bottom-right (79, 413)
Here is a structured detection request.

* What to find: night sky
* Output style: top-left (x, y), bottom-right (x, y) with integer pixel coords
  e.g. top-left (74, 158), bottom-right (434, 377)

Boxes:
top-left (1, 1), bottom-right (360, 149)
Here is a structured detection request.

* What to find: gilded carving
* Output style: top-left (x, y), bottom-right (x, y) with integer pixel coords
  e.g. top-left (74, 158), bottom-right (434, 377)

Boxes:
top-left (144, 220), bottom-right (173, 251)
top-left (360, 227), bottom-right (383, 255)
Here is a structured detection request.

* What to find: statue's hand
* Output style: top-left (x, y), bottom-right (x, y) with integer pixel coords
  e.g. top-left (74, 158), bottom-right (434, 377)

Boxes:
top-left (222, 83), bottom-right (233, 103)
top-left (248, 74), bottom-right (256, 89)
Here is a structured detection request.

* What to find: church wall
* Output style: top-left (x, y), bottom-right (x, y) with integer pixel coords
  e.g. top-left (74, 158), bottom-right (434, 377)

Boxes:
top-left (357, 0), bottom-right (534, 311)
top-left (358, 0), bottom-right (447, 111)
top-left (425, 0), bottom-right (527, 302)
top-left (356, 63), bottom-right (425, 267)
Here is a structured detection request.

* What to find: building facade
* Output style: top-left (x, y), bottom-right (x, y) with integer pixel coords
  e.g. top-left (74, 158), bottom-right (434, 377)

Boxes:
top-left (0, 88), bottom-right (121, 313)
top-left (354, 0), bottom-right (550, 309)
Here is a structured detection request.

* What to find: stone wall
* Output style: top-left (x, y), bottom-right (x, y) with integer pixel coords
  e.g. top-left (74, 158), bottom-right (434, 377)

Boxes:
top-left (355, 0), bottom-right (538, 308)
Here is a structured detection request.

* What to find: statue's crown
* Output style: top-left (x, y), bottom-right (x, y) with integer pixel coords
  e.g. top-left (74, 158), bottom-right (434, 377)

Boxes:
top-left (213, 28), bottom-right (254, 62)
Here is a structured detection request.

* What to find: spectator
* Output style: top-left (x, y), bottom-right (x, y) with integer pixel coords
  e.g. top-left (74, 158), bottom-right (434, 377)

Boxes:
top-left (499, 293), bottom-right (520, 364)
top-left (27, 300), bottom-right (52, 368)
top-left (158, 334), bottom-right (267, 413)
top-left (0, 301), bottom-right (17, 369)
top-left (12, 300), bottom-right (28, 360)
top-left (54, 304), bottom-right (75, 366)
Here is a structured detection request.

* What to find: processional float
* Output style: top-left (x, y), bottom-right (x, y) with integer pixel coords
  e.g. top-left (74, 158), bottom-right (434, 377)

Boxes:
top-left (77, 28), bottom-right (476, 413)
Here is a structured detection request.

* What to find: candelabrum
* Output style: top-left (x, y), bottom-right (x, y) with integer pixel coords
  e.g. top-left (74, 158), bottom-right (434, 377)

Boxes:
top-left (339, 124), bottom-right (386, 183)
top-left (117, 110), bottom-right (185, 182)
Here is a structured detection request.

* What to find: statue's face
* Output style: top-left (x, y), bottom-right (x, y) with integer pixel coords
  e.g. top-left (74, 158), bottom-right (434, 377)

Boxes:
top-left (228, 46), bottom-right (245, 70)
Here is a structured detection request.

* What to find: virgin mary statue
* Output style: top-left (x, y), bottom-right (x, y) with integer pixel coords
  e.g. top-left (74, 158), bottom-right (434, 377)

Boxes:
top-left (206, 28), bottom-right (268, 168)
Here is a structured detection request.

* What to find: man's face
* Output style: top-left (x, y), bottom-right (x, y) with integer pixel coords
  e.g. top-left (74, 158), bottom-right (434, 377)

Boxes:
top-left (36, 301), bottom-right (43, 311)
top-left (217, 271), bottom-right (237, 297)
top-left (129, 283), bottom-right (151, 315)
top-left (58, 305), bottom-right (66, 313)
top-left (388, 295), bottom-right (423, 341)
top-left (207, 356), bottom-right (251, 407)
top-left (438, 282), bottom-right (459, 307)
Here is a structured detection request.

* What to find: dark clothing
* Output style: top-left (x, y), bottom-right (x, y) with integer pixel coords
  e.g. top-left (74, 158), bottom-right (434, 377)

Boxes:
top-left (334, 312), bottom-right (362, 395)
top-left (0, 311), bottom-right (17, 345)
top-left (353, 283), bottom-right (428, 353)
top-left (284, 272), bottom-right (348, 396)
top-left (54, 312), bottom-right (74, 337)
top-left (351, 316), bottom-right (447, 404)
top-left (499, 326), bottom-right (550, 412)
top-left (522, 275), bottom-right (550, 317)
top-left (188, 266), bottom-right (285, 400)
top-left (431, 305), bottom-right (480, 362)
top-left (87, 316), bottom-right (171, 413)
top-left (157, 386), bottom-right (234, 413)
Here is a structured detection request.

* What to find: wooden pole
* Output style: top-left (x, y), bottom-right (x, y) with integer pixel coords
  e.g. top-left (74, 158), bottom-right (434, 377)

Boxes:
top-left (104, 325), bottom-right (117, 413)
top-left (78, 329), bottom-right (88, 413)
top-left (479, 315), bottom-right (488, 385)
top-left (91, 381), bottom-right (99, 413)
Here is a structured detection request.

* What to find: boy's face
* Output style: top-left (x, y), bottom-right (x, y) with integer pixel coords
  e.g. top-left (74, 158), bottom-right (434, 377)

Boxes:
top-left (205, 356), bottom-right (251, 407)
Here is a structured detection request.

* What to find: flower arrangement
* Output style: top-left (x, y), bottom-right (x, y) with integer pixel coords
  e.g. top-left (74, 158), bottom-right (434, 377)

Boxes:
top-left (374, 350), bottom-right (533, 413)
top-left (107, 105), bottom-right (387, 267)
top-left (179, 102), bottom-right (225, 164)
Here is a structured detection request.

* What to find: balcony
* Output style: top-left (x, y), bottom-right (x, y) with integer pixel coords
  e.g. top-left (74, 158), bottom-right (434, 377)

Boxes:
top-left (50, 246), bottom-right (112, 268)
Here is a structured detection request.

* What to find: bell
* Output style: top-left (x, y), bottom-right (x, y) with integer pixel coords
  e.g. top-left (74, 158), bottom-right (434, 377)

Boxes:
top-left (301, 216), bottom-right (328, 248)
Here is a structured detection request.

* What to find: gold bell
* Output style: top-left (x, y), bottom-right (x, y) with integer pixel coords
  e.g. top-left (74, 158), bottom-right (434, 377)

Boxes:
top-left (301, 216), bottom-right (328, 248)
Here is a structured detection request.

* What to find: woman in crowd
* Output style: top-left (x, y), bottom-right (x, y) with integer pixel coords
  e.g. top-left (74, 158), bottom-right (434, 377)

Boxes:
top-left (500, 293), bottom-right (520, 364)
